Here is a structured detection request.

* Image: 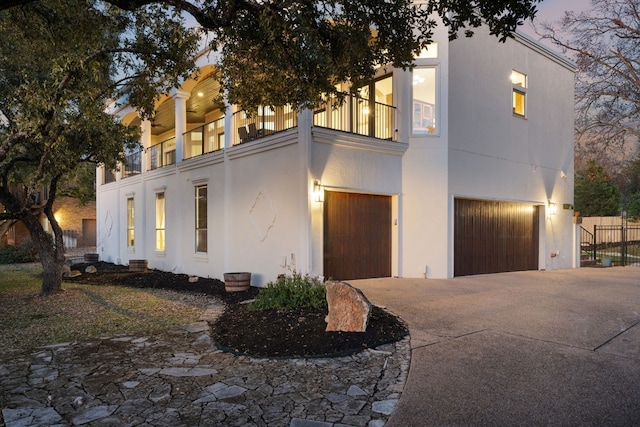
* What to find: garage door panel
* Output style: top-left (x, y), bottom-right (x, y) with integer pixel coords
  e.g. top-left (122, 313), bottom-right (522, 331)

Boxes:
top-left (455, 199), bottom-right (539, 276)
top-left (324, 192), bottom-right (391, 281)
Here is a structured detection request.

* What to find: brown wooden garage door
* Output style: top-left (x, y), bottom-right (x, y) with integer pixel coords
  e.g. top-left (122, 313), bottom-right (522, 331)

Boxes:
top-left (454, 199), bottom-right (539, 277)
top-left (324, 191), bottom-right (391, 281)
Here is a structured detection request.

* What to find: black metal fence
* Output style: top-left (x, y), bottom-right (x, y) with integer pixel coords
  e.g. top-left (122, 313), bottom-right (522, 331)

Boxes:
top-left (581, 224), bottom-right (640, 266)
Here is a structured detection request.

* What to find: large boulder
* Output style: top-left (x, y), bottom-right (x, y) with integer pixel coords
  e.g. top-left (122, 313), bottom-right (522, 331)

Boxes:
top-left (325, 281), bottom-right (372, 332)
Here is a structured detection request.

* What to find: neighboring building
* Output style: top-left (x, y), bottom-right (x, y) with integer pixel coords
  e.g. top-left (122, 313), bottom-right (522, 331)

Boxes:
top-left (97, 24), bottom-right (576, 286)
top-left (2, 189), bottom-right (96, 250)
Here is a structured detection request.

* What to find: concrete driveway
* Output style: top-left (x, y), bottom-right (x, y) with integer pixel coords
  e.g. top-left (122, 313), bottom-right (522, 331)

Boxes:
top-left (353, 267), bottom-right (640, 426)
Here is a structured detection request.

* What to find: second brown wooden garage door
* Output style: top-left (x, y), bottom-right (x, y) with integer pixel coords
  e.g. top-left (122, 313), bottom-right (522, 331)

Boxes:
top-left (323, 191), bottom-right (391, 281)
top-left (454, 198), bottom-right (539, 277)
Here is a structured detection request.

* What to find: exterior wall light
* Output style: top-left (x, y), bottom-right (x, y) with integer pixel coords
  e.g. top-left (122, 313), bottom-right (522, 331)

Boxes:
top-left (313, 180), bottom-right (324, 203)
top-left (548, 200), bottom-right (557, 215)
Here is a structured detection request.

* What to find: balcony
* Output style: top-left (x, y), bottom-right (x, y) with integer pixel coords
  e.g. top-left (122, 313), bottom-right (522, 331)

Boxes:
top-left (102, 94), bottom-right (397, 184)
top-left (148, 137), bottom-right (176, 171)
top-left (314, 94), bottom-right (397, 141)
top-left (233, 105), bottom-right (298, 145)
top-left (122, 150), bottom-right (141, 178)
top-left (183, 117), bottom-right (225, 160)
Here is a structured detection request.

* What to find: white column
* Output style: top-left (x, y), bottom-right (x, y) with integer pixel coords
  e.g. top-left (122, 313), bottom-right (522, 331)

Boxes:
top-left (173, 89), bottom-right (190, 163)
top-left (140, 119), bottom-right (151, 172)
top-left (224, 104), bottom-right (235, 149)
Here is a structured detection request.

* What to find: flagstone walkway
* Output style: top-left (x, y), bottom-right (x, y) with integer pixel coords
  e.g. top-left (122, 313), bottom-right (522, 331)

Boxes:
top-left (0, 301), bottom-right (409, 427)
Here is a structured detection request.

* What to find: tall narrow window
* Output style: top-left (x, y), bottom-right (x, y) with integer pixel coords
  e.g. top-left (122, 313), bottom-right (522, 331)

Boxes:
top-left (195, 185), bottom-right (207, 253)
top-left (126, 197), bottom-right (135, 247)
top-left (412, 67), bottom-right (437, 135)
top-left (155, 192), bottom-right (165, 251)
top-left (511, 70), bottom-right (527, 116)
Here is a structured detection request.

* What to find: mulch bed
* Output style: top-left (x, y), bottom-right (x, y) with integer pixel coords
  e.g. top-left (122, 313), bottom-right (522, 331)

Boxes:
top-left (67, 262), bottom-right (409, 358)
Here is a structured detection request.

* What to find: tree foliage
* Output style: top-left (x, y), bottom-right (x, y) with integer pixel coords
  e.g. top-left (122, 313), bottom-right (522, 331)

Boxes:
top-left (575, 160), bottom-right (622, 216)
top-left (539, 0), bottom-right (640, 154)
top-left (1, 0), bottom-right (542, 111)
top-left (0, 0), bottom-right (200, 294)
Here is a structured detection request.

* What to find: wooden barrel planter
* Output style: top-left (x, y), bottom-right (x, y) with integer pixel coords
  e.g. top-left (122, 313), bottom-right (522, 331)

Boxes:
top-left (129, 259), bottom-right (148, 272)
top-left (224, 272), bottom-right (251, 292)
top-left (83, 253), bottom-right (99, 263)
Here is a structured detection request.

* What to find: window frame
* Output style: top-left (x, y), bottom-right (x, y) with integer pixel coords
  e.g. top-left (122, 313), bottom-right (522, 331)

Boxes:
top-left (126, 197), bottom-right (135, 248)
top-left (195, 184), bottom-right (207, 253)
top-left (511, 70), bottom-right (527, 117)
top-left (155, 191), bottom-right (165, 252)
top-left (411, 65), bottom-right (439, 136)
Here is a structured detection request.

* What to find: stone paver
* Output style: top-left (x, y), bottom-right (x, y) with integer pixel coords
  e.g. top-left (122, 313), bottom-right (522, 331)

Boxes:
top-left (0, 301), bottom-right (410, 427)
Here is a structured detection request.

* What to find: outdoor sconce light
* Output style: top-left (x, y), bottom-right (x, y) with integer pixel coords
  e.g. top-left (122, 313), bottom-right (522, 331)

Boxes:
top-left (313, 180), bottom-right (324, 202)
top-left (548, 200), bottom-right (557, 216)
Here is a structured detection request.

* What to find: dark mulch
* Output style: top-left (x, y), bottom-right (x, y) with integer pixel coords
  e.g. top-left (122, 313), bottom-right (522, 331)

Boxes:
top-left (68, 262), bottom-right (409, 358)
top-left (213, 304), bottom-right (408, 358)
top-left (67, 261), bottom-right (259, 304)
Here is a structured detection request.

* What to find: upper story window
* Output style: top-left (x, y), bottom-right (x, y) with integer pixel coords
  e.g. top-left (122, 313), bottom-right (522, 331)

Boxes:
top-left (511, 70), bottom-right (527, 117)
top-left (412, 67), bottom-right (437, 135)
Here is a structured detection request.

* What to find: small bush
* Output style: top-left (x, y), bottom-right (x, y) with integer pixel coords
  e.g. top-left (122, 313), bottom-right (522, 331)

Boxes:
top-left (0, 240), bottom-right (37, 264)
top-left (250, 271), bottom-right (326, 311)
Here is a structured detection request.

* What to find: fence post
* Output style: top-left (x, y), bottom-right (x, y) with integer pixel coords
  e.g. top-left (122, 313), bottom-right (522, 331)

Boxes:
top-left (621, 225), bottom-right (627, 266)
top-left (593, 224), bottom-right (597, 261)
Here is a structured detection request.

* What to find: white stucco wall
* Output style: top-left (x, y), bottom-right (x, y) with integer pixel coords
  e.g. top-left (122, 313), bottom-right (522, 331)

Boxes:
top-left (97, 132), bottom-right (309, 287)
top-left (400, 23), bottom-right (451, 279)
top-left (448, 28), bottom-right (575, 272)
top-left (309, 129), bottom-right (407, 278)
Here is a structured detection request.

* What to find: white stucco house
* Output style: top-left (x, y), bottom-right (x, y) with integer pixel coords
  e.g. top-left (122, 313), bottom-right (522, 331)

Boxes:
top-left (96, 22), bottom-right (576, 286)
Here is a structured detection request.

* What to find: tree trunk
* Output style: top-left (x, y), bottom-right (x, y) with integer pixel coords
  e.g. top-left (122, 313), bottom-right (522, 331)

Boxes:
top-left (39, 249), bottom-right (65, 296)
top-left (20, 210), bottom-right (65, 296)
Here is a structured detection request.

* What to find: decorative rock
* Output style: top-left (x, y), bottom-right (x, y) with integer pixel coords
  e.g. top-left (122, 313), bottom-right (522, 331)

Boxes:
top-left (85, 265), bottom-right (97, 274)
top-left (325, 281), bottom-right (372, 332)
top-left (63, 270), bottom-right (82, 278)
top-left (188, 276), bottom-right (199, 283)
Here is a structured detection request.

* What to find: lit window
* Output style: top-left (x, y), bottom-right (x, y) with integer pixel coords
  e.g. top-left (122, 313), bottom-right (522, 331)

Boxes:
top-left (511, 70), bottom-right (527, 116)
top-left (195, 185), bottom-right (207, 253)
top-left (412, 67), bottom-right (437, 135)
top-left (126, 197), bottom-right (134, 247)
top-left (155, 192), bottom-right (165, 251)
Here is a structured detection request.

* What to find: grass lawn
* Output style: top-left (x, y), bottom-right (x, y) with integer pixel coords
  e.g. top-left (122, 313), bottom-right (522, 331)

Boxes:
top-left (0, 263), bottom-right (215, 353)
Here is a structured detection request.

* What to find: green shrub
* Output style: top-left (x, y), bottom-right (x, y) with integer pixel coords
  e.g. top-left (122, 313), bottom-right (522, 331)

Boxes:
top-left (249, 271), bottom-right (326, 311)
top-left (0, 240), bottom-right (37, 264)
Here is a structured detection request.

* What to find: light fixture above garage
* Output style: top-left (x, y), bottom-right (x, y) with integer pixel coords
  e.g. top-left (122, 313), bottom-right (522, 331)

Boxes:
top-left (548, 200), bottom-right (557, 215)
top-left (313, 180), bottom-right (324, 203)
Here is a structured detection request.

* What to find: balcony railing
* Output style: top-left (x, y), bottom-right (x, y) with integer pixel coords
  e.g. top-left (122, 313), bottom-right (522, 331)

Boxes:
top-left (122, 150), bottom-right (141, 178)
top-left (148, 137), bottom-right (176, 170)
top-left (183, 117), bottom-right (225, 160)
top-left (233, 105), bottom-right (298, 145)
top-left (103, 168), bottom-right (116, 184)
top-left (314, 94), bottom-right (397, 141)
